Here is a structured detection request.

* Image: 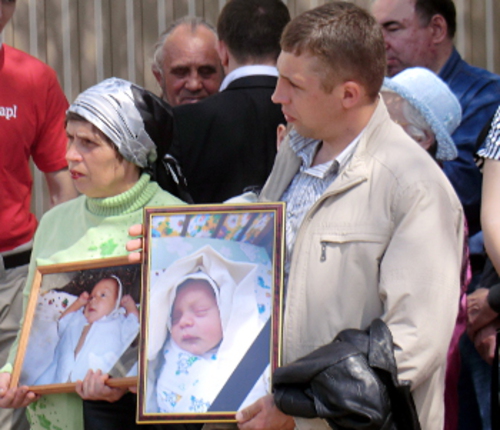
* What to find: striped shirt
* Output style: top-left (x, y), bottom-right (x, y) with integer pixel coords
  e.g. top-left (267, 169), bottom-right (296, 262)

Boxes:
top-left (478, 105), bottom-right (500, 160)
top-left (281, 130), bottom-right (362, 281)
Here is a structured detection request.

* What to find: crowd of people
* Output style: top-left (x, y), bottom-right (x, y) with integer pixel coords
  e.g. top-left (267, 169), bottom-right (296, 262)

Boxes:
top-left (1, 0), bottom-right (500, 429)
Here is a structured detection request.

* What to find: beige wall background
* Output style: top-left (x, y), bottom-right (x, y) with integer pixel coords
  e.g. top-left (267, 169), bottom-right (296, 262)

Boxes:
top-left (4, 0), bottom-right (500, 218)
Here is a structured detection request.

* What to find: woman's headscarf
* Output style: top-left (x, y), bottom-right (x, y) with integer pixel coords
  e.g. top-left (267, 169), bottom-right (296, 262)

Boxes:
top-left (67, 77), bottom-right (173, 168)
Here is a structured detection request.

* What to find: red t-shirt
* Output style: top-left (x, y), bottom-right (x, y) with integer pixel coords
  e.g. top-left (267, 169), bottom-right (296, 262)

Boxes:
top-left (0, 44), bottom-right (69, 252)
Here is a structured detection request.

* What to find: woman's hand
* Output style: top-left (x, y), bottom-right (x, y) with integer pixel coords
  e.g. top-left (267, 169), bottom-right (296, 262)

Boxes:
top-left (75, 370), bottom-right (128, 403)
top-left (126, 224), bottom-right (144, 263)
top-left (0, 373), bottom-right (39, 408)
top-left (467, 288), bottom-right (498, 338)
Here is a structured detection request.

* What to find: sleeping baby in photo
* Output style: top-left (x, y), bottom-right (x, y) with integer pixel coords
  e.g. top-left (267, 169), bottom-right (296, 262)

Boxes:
top-left (36, 275), bottom-right (139, 385)
top-left (146, 245), bottom-right (270, 414)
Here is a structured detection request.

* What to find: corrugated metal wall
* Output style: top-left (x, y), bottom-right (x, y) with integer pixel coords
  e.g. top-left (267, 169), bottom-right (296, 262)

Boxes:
top-left (4, 0), bottom-right (499, 217)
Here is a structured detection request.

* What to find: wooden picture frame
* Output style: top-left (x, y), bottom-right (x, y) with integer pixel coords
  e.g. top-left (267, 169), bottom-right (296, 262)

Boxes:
top-left (12, 256), bottom-right (141, 394)
top-left (138, 203), bottom-right (285, 423)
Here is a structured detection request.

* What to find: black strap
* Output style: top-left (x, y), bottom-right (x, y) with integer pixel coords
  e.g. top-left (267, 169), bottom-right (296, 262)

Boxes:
top-left (108, 335), bottom-right (139, 378)
top-left (3, 249), bottom-right (31, 269)
top-left (208, 318), bottom-right (271, 412)
top-left (162, 155), bottom-right (194, 204)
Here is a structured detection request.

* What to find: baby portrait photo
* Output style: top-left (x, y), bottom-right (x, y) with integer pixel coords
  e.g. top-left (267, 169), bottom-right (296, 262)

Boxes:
top-left (138, 203), bottom-right (285, 423)
top-left (12, 257), bottom-right (141, 393)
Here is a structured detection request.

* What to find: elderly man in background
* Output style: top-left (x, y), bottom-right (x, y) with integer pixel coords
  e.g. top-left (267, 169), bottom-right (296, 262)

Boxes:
top-left (0, 0), bottom-right (76, 429)
top-left (169, 0), bottom-right (289, 203)
top-left (151, 16), bottom-right (223, 106)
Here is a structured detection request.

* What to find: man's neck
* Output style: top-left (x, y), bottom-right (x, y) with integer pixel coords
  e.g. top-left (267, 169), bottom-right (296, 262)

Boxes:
top-left (314, 99), bottom-right (378, 165)
top-left (429, 41), bottom-right (454, 74)
top-left (224, 56), bottom-right (276, 75)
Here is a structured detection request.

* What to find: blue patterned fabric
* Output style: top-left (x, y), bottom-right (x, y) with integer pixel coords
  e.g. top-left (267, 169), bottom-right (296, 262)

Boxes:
top-left (281, 130), bottom-right (360, 279)
top-left (478, 105), bottom-right (500, 161)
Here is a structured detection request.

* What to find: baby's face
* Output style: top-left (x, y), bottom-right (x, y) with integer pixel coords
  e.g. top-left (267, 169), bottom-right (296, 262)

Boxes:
top-left (170, 280), bottom-right (222, 356)
top-left (84, 278), bottom-right (118, 323)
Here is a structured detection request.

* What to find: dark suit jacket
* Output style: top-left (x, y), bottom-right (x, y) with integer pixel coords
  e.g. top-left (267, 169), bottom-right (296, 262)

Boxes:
top-left (170, 75), bottom-right (285, 203)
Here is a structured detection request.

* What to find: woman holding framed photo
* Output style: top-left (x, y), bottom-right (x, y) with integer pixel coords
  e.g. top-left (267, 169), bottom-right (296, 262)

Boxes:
top-left (0, 78), bottom-right (188, 430)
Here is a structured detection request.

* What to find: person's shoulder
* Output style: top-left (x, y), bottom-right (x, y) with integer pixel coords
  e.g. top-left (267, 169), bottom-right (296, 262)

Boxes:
top-left (368, 116), bottom-right (449, 183)
top-left (461, 59), bottom-right (500, 82)
top-left (3, 44), bottom-right (57, 76)
top-left (2, 45), bottom-right (62, 96)
top-left (39, 195), bottom-right (86, 225)
top-left (451, 55), bottom-right (500, 94)
top-left (149, 186), bottom-right (186, 207)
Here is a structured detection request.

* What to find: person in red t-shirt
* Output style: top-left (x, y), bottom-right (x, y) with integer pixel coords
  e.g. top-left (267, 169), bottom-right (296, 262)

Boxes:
top-left (0, 1), bottom-right (76, 428)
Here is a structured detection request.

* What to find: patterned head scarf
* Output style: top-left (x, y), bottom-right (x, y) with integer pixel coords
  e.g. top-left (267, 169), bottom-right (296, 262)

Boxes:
top-left (68, 77), bottom-right (173, 168)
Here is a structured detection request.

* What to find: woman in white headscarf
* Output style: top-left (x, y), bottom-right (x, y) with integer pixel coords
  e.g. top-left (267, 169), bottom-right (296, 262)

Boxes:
top-left (0, 78), bottom-right (185, 430)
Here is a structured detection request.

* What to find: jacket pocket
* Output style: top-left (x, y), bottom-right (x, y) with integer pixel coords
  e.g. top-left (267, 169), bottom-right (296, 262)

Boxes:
top-left (319, 231), bottom-right (388, 262)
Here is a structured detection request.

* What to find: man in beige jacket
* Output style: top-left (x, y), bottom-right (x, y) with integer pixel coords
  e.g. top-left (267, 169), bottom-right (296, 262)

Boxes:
top-left (235, 2), bottom-right (464, 430)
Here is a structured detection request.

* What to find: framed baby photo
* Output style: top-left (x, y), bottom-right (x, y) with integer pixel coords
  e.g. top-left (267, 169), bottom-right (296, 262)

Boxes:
top-left (138, 203), bottom-right (285, 424)
top-left (11, 256), bottom-right (141, 395)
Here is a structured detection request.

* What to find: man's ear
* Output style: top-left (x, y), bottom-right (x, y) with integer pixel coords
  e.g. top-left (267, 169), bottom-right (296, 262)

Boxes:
top-left (429, 14), bottom-right (448, 44)
top-left (217, 40), bottom-right (230, 68)
top-left (420, 129), bottom-right (435, 151)
top-left (340, 81), bottom-right (362, 109)
top-left (152, 66), bottom-right (162, 86)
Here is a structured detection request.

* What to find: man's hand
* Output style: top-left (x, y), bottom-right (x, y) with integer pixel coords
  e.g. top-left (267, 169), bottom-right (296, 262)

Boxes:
top-left (75, 370), bottom-right (128, 403)
top-left (126, 224), bottom-right (144, 263)
top-left (467, 288), bottom-right (498, 338)
top-left (235, 394), bottom-right (294, 430)
top-left (0, 373), bottom-right (39, 408)
top-left (473, 319), bottom-right (500, 365)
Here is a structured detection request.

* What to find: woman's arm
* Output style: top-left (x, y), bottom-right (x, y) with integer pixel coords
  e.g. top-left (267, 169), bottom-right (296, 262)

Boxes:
top-left (482, 159), bottom-right (500, 275)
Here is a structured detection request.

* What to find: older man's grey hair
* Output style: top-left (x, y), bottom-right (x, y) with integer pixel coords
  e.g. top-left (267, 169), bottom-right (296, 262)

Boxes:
top-left (152, 17), bottom-right (217, 78)
top-left (383, 89), bottom-right (433, 144)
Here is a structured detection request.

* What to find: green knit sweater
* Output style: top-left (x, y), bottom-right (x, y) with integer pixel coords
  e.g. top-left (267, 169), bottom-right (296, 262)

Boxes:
top-left (7, 174), bottom-right (184, 430)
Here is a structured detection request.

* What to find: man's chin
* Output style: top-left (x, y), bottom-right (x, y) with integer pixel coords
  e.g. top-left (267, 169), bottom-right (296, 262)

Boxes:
top-left (179, 97), bottom-right (203, 105)
top-left (386, 62), bottom-right (404, 78)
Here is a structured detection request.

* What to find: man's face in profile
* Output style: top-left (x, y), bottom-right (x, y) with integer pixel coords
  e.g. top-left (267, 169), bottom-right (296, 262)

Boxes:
top-left (272, 51), bottom-right (344, 144)
top-left (155, 24), bottom-right (223, 106)
top-left (372, 0), bottom-right (435, 77)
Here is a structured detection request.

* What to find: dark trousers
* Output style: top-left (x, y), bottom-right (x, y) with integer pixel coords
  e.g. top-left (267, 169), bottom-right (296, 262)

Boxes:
top-left (83, 393), bottom-right (203, 430)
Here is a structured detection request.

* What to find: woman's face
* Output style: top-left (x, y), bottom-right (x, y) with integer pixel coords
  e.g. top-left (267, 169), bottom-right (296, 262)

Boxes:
top-left (65, 120), bottom-right (139, 198)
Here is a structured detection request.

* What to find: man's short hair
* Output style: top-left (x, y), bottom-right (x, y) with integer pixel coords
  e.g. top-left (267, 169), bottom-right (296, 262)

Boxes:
top-left (281, 1), bottom-right (386, 99)
top-left (152, 16), bottom-right (217, 78)
top-left (415, 0), bottom-right (456, 38)
top-left (217, 0), bottom-right (290, 64)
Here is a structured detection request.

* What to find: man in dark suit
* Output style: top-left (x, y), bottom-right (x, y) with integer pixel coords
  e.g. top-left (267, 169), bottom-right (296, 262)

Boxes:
top-left (170, 0), bottom-right (290, 203)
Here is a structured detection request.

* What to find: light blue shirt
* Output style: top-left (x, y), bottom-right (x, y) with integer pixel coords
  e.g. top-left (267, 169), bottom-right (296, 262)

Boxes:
top-left (281, 129), bottom-right (362, 280)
